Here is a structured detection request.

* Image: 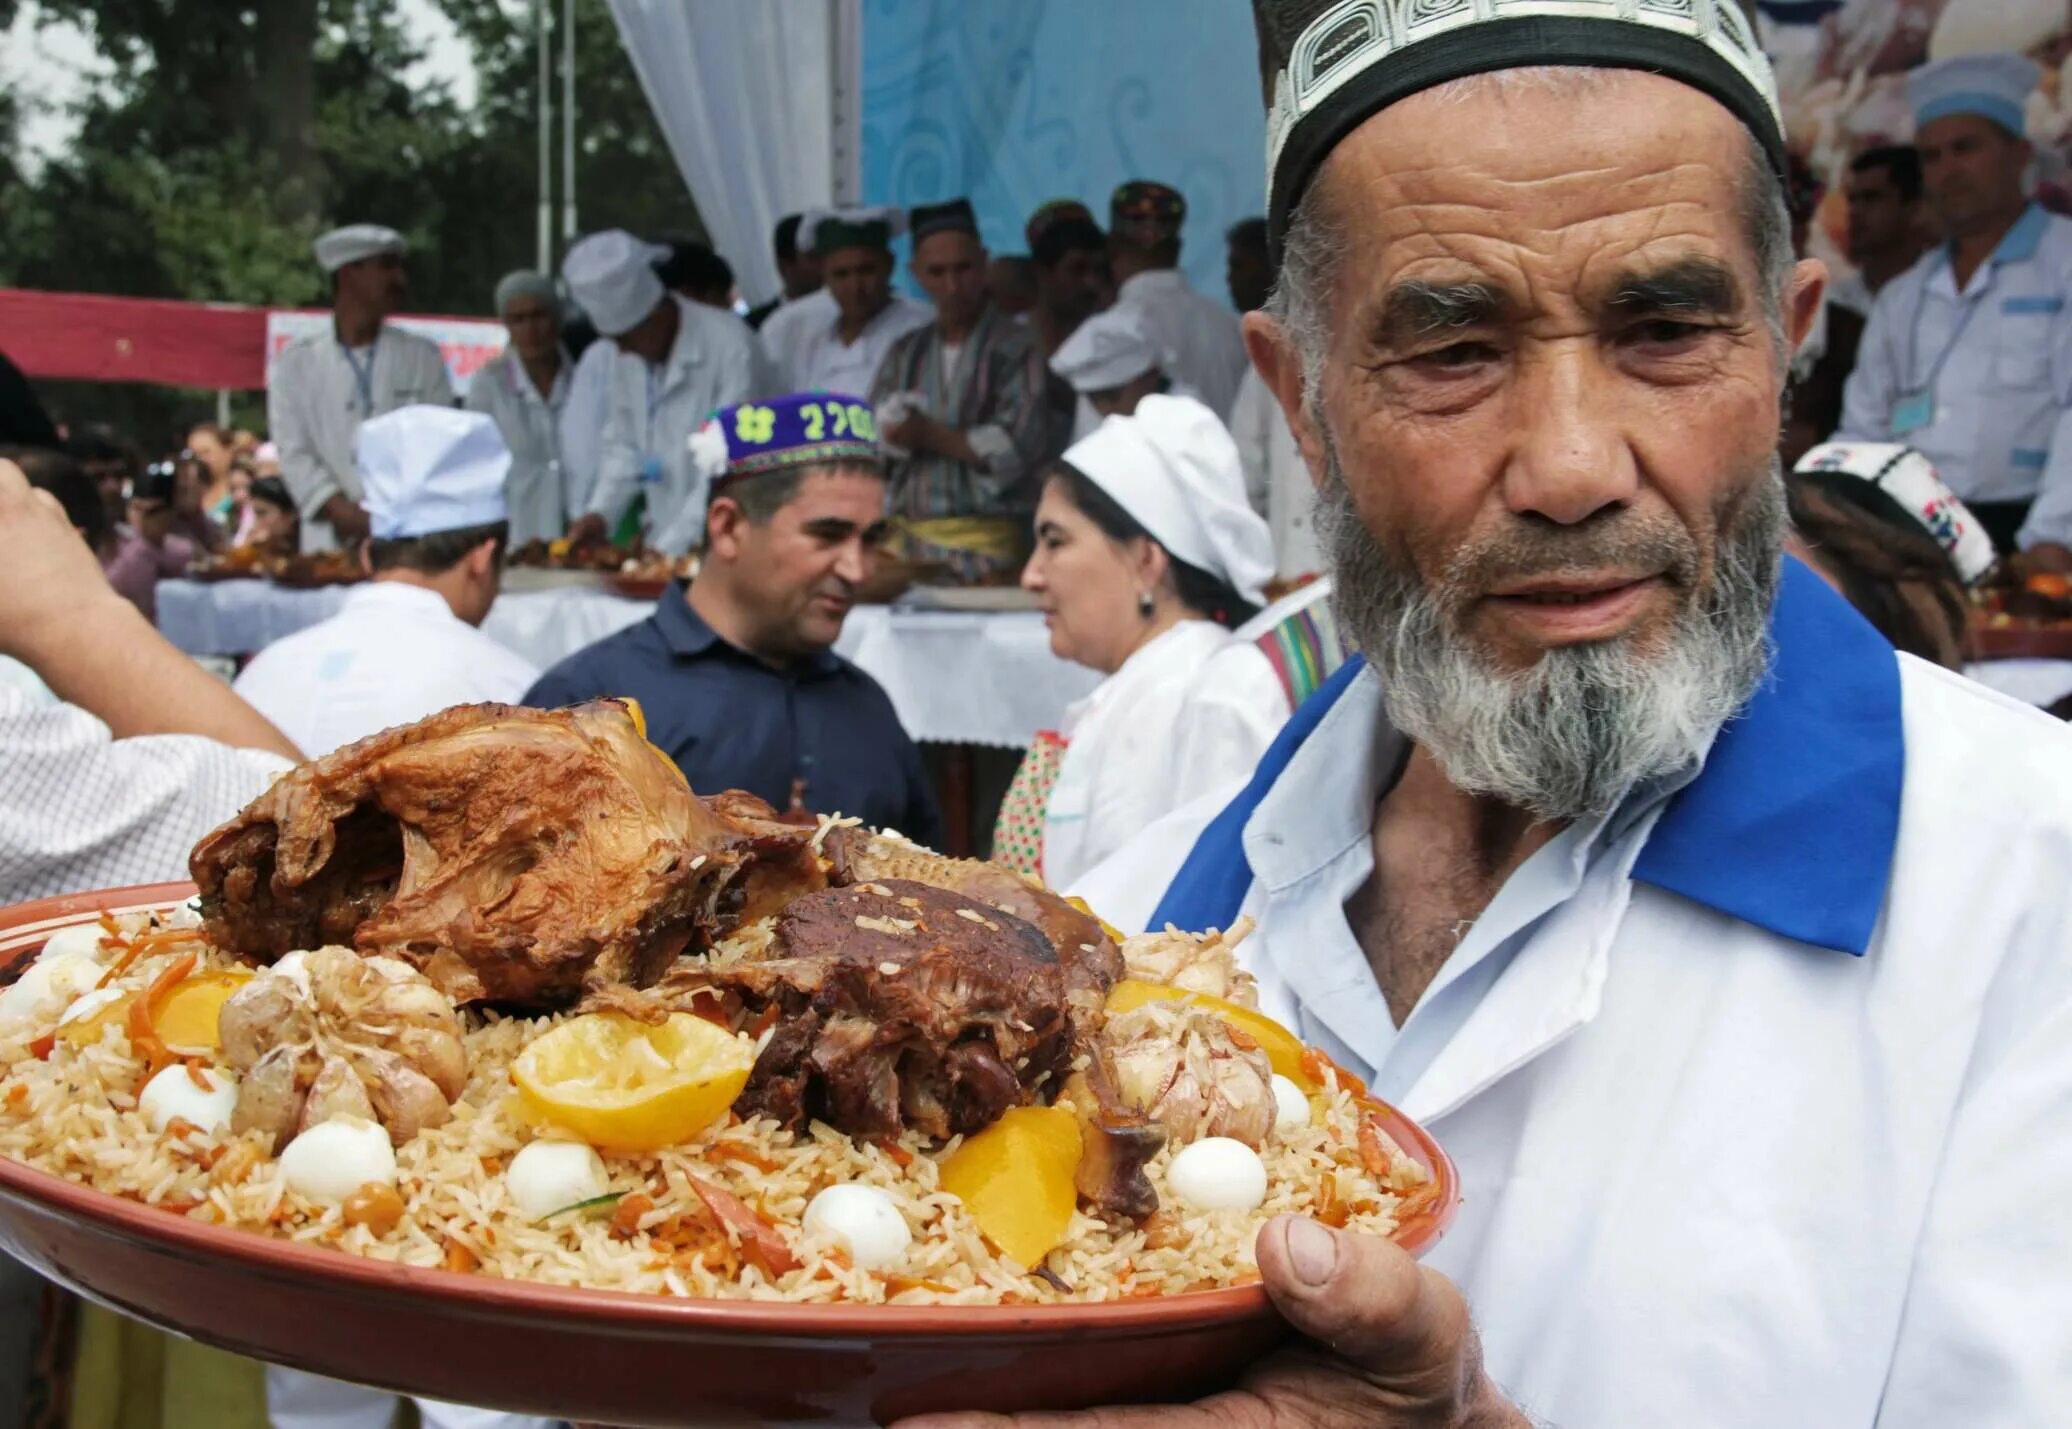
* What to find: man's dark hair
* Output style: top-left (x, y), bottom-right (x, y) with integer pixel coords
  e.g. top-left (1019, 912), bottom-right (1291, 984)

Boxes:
top-left (4, 445), bottom-right (111, 549)
top-left (774, 213), bottom-right (805, 263)
top-left (63, 422), bottom-right (138, 474)
top-left (656, 240), bottom-right (735, 301)
top-left (1048, 460), bottom-right (1259, 628)
top-left (366, 520), bottom-right (508, 574)
top-left (248, 476), bottom-right (297, 515)
top-left (1226, 216), bottom-right (1269, 254)
top-left (1032, 216), bottom-right (1107, 269)
top-left (1850, 145), bottom-right (1923, 204)
top-left (709, 459), bottom-right (881, 527)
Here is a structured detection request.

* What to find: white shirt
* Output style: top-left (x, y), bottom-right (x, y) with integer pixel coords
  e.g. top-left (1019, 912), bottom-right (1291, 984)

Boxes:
top-left (586, 296), bottom-right (757, 553)
top-left (1228, 366), bottom-right (1323, 580)
top-left (1113, 269), bottom-right (1248, 419)
top-left (782, 293), bottom-right (934, 397)
top-left (757, 287), bottom-right (841, 390)
top-left (464, 348), bottom-right (571, 546)
top-left (0, 687), bottom-right (289, 903)
top-left (233, 583), bottom-right (539, 758)
top-left (267, 324), bottom-right (455, 552)
top-left (1836, 204), bottom-right (2072, 547)
top-left (1041, 620), bottom-right (1287, 890)
top-left (558, 339), bottom-right (621, 523)
top-left (1074, 565), bottom-right (2072, 1426)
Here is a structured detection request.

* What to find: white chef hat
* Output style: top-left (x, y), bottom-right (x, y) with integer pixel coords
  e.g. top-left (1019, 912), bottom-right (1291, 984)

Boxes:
top-left (357, 406), bottom-right (511, 540)
top-left (1050, 306), bottom-right (1166, 393)
top-left (1793, 441), bottom-right (1996, 585)
top-left (798, 207), bottom-right (908, 256)
top-left (1060, 394), bottom-right (1273, 605)
top-left (561, 229), bottom-right (671, 337)
top-left (314, 224), bottom-right (407, 273)
top-left (1908, 52), bottom-right (2040, 138)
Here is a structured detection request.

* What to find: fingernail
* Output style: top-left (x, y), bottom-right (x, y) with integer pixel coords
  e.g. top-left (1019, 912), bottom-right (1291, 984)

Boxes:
top-left (1284, 1215), bottom-right (1339, 1286)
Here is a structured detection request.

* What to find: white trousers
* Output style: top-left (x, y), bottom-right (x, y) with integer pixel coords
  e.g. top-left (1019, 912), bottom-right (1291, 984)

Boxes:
top-left (264, 1366), bottom-right (562, 1429)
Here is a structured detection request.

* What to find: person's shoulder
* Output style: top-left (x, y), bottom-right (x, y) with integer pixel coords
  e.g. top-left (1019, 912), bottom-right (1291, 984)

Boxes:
top-left (383, 325), bottom-right (447, 362)
top-left (1898, 654), bottom-right (2072, 824)
top-left (524, 617), bottom-right (663, 702)
top-left (679, 296), bottom-right (756, 353)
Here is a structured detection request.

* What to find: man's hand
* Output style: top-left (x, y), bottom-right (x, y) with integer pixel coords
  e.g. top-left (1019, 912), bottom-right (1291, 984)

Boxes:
top-left (885, 411), bottom-right (936, 455)
top-left (895, 1216), bottom-right (1528, 1429)
top-left (321, 495), bottom-right (371, 544)
top-left (565, 512), bottom-right (609, 549)
top-left (0, 459), bottom-right (126, 658)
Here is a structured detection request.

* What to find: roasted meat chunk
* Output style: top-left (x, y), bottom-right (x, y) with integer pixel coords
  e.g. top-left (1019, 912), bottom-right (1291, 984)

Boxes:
top-left (190, 701), bottom-right (817, 1006)
top-left (676, 879), bottom-right (1073, 1139)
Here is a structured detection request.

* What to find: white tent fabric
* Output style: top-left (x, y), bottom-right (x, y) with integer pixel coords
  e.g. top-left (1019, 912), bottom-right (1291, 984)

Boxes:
top-left (606, 0), bottom-right (861, 304)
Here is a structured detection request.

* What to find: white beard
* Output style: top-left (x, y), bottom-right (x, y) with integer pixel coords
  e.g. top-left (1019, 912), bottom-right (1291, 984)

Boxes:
top-left (1315, 450), bottom-right (1784, 822)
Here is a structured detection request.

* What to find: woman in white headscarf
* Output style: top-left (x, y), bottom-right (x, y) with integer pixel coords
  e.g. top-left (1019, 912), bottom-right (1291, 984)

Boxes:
top-left (465, 270), bottom-right (571, 546)
top-left (998, 393), bottom-right (1290, 889)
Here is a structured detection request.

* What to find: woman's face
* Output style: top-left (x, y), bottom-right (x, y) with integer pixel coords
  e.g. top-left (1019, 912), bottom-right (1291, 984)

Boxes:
top-left (250, 501), bottom-right (296, 552)
top-left (228, 467), bottom-right (252, 506)
top-left (1021, 476), bottom-right (1149, 675)
top-left (188, 429), bottom-right (232, 482)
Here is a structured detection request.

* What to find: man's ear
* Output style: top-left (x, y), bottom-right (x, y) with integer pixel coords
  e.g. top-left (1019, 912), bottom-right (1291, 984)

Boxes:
top-left (1243, 310), bottom-right (1331, 493)
top-left (1783, 258), bottom-right (1828, 369)
top-left (705, 497), bottom-right (746, 562)
top-left (466, 538), bottom-right (499, 581)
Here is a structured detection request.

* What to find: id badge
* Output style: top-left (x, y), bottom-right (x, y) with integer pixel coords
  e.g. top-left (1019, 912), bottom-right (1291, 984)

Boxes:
top-left (1893, 388), bottom-right (1935, 437)
top-left (638, 455), bottom-right (664, 485)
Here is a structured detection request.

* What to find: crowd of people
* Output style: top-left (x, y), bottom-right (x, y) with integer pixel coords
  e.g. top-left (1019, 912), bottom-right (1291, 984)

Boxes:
top-left (3, 5), bottom-right (2072, 1425)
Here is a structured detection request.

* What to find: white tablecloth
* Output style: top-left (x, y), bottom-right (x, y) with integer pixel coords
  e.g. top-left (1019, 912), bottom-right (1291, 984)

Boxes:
top-left (832, 606), bottom-right (1100, 748)
top-left (154, 581), bottom-right (1097, 747)
top-left (154, 580), bottom-right (652, 673)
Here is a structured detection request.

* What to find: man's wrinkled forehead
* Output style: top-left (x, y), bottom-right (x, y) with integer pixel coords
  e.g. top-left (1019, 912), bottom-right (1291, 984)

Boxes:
top-left (1313, 73), bottom-right (1762, 301)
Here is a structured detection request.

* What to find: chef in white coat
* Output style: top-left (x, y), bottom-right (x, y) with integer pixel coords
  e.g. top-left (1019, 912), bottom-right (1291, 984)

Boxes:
top-left (1835, 53), bottom-right (2072, 561)
top-left (234, 406), bottom-right (539, 759)
top-left (1048, 303), bottom-right (1202, 441)
top-left (559, 229), bottom-right (756, 554)
top-left (777, 208), bottom-right (932, 395)
top-left (268, 224), bottom-right (455, 552)
top-left (1013, 3), bottom-right (2072, 1426)
top-left (1229, 364), bottom-right (1323, 580)
top-left (1108, 180), bottom-right (1249, 418)
top-left (464, 270), bottom-right (570, 546)
top-left (1015, 393), bottom-right (1284, 890)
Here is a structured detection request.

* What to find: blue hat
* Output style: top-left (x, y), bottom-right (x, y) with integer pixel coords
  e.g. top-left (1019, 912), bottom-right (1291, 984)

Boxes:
top-left (687, 392), bottom-right (882, 488)
top-left (1909, 53), bottom-right (2039, 139)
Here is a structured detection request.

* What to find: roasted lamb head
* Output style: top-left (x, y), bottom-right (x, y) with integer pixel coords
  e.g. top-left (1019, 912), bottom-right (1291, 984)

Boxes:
top-left (674, 878), bottom-right (1073, 1140)
top-left (190, 701), bottom-right (808, 1007)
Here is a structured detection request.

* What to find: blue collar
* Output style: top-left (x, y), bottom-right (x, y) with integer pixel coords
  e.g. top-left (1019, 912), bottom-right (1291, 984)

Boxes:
top-left (1149, 559), bottom-right (1905, 956)
top-left (1932, 201), bottom-right (2051, 273)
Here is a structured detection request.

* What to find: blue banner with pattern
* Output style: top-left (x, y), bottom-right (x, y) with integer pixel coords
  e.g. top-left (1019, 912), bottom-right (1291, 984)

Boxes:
top-left (860, 0), bottom-right (1266, 309)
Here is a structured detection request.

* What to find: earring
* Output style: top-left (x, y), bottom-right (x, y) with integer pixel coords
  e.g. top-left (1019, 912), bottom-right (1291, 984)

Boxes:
top-left (1137, 590), bottom-right (1155, 619)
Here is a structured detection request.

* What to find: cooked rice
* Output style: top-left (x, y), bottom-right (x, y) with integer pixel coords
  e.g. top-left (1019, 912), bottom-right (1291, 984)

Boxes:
top-left (0, 914), bottom-right (1420, 1306)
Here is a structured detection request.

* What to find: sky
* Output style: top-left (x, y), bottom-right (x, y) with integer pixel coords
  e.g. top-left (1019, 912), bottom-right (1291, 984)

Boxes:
top-left (1, 0), bottom-right (479, 171)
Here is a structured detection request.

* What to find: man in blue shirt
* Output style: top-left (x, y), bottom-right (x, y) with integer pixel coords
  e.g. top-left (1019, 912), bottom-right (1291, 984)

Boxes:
top-left (524, 393), bottom-right (944, 847)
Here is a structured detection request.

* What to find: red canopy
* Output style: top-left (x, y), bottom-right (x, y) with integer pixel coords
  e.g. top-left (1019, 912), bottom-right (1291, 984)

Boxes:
top-left (0, 288), bottom-right (272, 390)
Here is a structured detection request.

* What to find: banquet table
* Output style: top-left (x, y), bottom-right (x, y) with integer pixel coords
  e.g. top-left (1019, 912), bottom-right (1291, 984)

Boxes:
top-left (153, 579), bottom-right (1099, 748)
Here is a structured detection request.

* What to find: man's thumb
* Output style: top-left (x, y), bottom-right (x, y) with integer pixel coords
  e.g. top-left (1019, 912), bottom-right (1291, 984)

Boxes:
top-left (1255, 1214), bottom-right (1478, 1401)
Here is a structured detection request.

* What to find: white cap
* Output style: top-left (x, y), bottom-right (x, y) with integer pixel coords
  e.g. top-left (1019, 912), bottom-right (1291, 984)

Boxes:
top-left (1061, 394), bottom-right (1273, 605)
top-left (314, 224), bottom-right (406, 273)
top-left (1908, 52), bottom-right (2039, 137)
top-left (561, 230), bottom-right (670, 337)
top-left (357, 406), bottom-right (511, 540)
top-left (1794, 441), bottom-right (1996, 585)
top-left (1050, 307), bottom-right (1165, 393)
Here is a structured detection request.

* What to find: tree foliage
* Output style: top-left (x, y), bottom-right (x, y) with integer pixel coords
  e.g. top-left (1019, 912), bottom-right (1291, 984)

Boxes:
top-left (4, 0), bottom-right (702, 442)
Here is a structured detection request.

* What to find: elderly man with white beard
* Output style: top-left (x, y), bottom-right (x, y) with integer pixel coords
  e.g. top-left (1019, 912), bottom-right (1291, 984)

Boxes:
top-left (898, 6), bottom-right (2072, 1429)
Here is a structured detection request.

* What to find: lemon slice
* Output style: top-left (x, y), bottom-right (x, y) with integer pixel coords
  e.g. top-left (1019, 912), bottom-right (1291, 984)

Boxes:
top-left (512, 1013), bottom-right (755, 1153)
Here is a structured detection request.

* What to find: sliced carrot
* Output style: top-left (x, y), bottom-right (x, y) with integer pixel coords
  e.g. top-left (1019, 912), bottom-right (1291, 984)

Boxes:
top-left (442, 1238), bottom-right (478, 1273)
top-left (27, 1033), bottom-right (54, 1061)
top-left (4, 1083), bottom-right (27, 1110)
top-left (127, 951), bottom-right (198, 1076)
top-left (182, 1057), bottom-right (213, 1090)
top-left (1301, 1046), bottom-right (1369, 1100)
top-left (706, 1141), bottom-right (781, 1173)
top-left (871, 1136), bottom-right (913, 1168)
top-left (688, 1175), bottom-right (798, 1279)
top-left (609, 1191), bottom-right (654, 1239)
top-left (881, 1273), bottom-right (956, 1297)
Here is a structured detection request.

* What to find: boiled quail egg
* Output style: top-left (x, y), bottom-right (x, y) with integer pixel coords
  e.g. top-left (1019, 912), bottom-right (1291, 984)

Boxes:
top-left (36, 924), bottom-right (112, 965)
top-left (137, 1063), bottom-right (239, 1134)
top-left (1168, 1137), bottom-right (1268, 1212)
top-left (0, 955), bottom-right (103, 1026)
top-left (803, 1183), bottom-right (911, 1270)
top-left (506, 1139), bottom-right (609, 1221)
top-left (280, 1116), bottom-right (396, 1203)
top-left (1270, 1075), bottom-right (1312, 1136)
